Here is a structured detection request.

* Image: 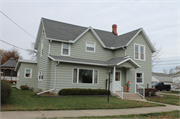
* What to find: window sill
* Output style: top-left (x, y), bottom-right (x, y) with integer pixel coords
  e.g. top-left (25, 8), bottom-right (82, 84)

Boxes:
top-left (73, 83), bottom-right (98, 84)
top-left (38, 79), bottom-right (43, 81)
top-left (61, 54), bottom-right (70, 56)
top-left (134, 59), bottom-right (145, 61)
top-left (85, 50), bottom-right (95, 53)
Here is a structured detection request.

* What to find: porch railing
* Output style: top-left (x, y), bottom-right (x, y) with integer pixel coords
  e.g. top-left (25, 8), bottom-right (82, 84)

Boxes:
top-left (114, 82), bottom-right (123, 99)
top-left (136, 84), bottom-right (145, 99)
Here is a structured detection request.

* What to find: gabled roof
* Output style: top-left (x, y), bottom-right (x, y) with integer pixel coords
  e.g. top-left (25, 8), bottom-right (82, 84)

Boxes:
top-left (15, 60), bottom-right (37, 71)
top-left (152, 72), bottom-right (173, 83)
top-left (35, 18), bottom-right (155, 52)
top-left (1, 57), bottom-right (17, 68)
top-left (48, 55), bottom-right (140, 68)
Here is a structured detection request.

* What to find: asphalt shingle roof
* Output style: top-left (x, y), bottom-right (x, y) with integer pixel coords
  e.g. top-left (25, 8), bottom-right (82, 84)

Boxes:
top-left (152, 72), bottom-right (173, 83)
top-left (49, 55), bottom-right (129, 66)
top-left (1, 57), bottom-right (17, 68)
top-left (42, 18), bottom-right (141, 48)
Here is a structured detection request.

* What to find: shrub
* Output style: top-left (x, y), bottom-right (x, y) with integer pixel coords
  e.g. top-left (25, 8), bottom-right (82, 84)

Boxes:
top-left (145, 88), bottom-right (157, 96)
top-left (1, 80), bottom-right (11, 103)
top-left (20, 84), bottom-right (30, 90)
top-left (58, 88), bottom-right (108, 95)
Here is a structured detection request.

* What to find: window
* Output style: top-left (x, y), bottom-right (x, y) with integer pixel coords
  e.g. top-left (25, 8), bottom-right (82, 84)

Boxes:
top-left (41, 40), bottom-right (44, 56)
top-left (86, 42), bottom-right (95, 52)
top-left (61, 43), bottom-right (70, 56)
top-left (134, 44), bottom-right (145, 61)
top-left (24, 69), bottom-right (32, 78)
top-left (136, 72), bottom-right (143, 84)
top-left (38, 71), bottom-right (43, 80)
top-left (73, 68), bottom-right (98, 84)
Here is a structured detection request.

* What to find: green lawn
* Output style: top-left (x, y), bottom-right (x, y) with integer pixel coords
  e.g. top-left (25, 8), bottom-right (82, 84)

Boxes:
top-left (146, 94), bottom-right (179, 105)
top-left (1, 88), bottom-right (163, 111)
top-left (161, 91), bottom-right (180, 94)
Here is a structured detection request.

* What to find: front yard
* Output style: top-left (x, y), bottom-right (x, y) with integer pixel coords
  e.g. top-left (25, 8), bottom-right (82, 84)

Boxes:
top-left (1, 88), bottom-right (163, 111)
top-left (146, 94), bottom-right (179, 106)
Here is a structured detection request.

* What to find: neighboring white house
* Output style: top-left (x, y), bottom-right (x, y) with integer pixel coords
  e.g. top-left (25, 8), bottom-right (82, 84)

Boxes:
top-left (171, 74), bottom-right (180, 91)
top-left (152, 72), bottom-right (173, 87)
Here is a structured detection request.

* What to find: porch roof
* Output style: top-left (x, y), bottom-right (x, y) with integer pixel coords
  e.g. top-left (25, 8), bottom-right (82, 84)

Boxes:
top-left (48, 55), bottom-right (140, 68)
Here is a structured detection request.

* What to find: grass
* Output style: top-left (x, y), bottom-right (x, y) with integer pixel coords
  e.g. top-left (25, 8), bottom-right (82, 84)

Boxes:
top-left (1, 88), bottom-right (164, 111)
top-left (161, 91), bottom-right (180, 94)
top-left (35, 111), bottom-right (180, 119)
top-left (146, 94), bottom-right (180, 105)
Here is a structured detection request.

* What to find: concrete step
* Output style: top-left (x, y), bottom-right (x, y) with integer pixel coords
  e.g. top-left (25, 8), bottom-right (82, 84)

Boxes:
top-left (114, 92), bottom-right (143, 99)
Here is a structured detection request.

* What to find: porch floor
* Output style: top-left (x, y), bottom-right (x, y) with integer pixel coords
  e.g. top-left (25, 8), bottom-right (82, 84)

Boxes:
top-left (114, 91), bottom-right (143, 99)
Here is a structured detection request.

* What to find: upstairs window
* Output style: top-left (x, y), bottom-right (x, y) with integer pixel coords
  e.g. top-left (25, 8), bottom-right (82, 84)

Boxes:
top-left (134, 43), bottom-right (145, 61)
top-left (24, 69), bottom-right (32, 78)
top-left (38, 71), bottom-right (43, 81)
top-left (41, 40), bottom-right (44, 56)
top-left (86, 42), bottom-right (95, 52)
top-left (61, 43), bottom-right (70, 56)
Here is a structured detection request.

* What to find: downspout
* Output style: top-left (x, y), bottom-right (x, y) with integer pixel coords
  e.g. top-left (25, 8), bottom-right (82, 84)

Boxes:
top-left (135, 68), bottom-right (137, 93)
top-left (37, 61), bottom-right (60, 95)
top-left (122, 47), bottom-right (126, 56)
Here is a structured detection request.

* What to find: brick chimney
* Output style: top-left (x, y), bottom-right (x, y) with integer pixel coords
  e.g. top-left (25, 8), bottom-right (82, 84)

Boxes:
top-left (112, 24), bottom-right (118, 36)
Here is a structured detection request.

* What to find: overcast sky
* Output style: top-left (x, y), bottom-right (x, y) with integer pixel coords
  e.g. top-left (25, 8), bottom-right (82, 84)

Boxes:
top-left (0, 0), bottom-right (179, 73)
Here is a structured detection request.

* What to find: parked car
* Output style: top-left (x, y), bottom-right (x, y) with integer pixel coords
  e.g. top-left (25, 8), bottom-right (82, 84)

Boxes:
top-left (152, 82), bottom-right (171, 91)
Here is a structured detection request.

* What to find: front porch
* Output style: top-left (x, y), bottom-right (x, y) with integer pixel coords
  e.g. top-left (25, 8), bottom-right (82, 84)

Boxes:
top-left (107, 56), bottom-right (145, 99)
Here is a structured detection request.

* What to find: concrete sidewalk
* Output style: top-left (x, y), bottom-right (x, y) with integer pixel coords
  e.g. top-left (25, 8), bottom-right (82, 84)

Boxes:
top-left (1, 102), bottom-right (180, 119)
top-left (156, 92), bottom-right (180, 96)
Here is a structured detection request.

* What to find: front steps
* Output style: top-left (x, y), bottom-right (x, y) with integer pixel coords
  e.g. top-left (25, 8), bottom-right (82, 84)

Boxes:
top-left (113, 91), bottom-right (143, 100)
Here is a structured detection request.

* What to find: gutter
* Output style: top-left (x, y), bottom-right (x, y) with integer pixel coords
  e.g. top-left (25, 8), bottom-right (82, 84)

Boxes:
top-left (37, 61), bottom-right (60, 95)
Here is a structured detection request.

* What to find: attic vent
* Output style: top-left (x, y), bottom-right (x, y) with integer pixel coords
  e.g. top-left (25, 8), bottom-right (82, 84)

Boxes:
top-left (42, 29), bottom-right (44, 34)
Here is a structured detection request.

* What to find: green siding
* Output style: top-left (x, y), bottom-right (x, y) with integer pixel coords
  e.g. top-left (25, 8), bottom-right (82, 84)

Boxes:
top-left (114, 48), bottom-right (125, 58)
top-left (16, 63), bottom-right (37, 89)
top-left (126, 33), bottom-right (152, 89)
top-left (54, 62), bottom-right (112, 93)
top-left (49, 31), bottom-right (114, 61)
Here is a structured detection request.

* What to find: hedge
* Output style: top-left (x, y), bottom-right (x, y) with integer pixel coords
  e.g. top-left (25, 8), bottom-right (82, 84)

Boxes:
top-left (58, 88), bottom-right (108, 95)
top-left (1, 80), bottom-right (11, 103)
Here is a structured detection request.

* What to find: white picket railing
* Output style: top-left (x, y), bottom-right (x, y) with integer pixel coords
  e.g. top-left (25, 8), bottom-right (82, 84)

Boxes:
top-left (114, 82), bottom-right (123, 99)
top-left (136, 84), bottom-right (145, 99)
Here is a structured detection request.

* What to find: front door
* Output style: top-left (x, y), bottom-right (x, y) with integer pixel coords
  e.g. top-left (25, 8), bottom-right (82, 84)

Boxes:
top-left (115, 71), bottom-right (121, 91)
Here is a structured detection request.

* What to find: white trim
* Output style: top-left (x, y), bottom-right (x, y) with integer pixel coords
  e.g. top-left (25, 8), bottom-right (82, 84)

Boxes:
top-left (135, 68), bottom-right (137, 93)
top-left (126, 29), bottom-right (142, 46)
top-left (61, 43), bottom-right (71, 56)
top-left (40, 39), bottom-right (44, 57)
top-left (85, 41), bottom-right (96, 52)
top-left (49, 42), bottom-right (51, 55)
top-left (24, 68), bottom-right (32, 78)
top-left (116, 58), bottom-right (141, 68)
top-left (115, 69), bottom-right (122, 88)
top-left (136, 71), bottom-right (144, 84)
top-left (38, 70), bottom-right (43, 81)
top-left (72, 67), bottom-right (99, 84)
top-left (113, 66), bottom-right (116, 93)
top-left (134, 43), bottom-right (146, 61)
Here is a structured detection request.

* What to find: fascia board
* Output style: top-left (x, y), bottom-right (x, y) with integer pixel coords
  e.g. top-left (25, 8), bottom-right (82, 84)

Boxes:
top-left (34, 19), bottom-right (43, 50)
top-left (73, 27), bottom-right (91, 43)
top-left (116, 58), bottom-right (141, 68)
top-left (14, 60), bottom-right (37, 71)
top-left (126, 28), bottom-right (142, 46)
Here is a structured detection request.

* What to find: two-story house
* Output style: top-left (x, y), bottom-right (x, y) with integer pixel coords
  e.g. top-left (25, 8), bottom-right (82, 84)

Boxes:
top-left (15, 18), bottom-right (156, 99)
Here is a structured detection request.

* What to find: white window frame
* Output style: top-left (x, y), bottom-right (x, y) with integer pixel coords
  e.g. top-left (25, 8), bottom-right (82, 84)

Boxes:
top-left (61, 43), bottom-right (70, 56)
top-left (85, 41), bottom-right (96, 52)
top-left (38, 71), bottom-right (43, 81)
top-left (24, 68), bottom-right (32, 78)
top-left (136, 71), bottom-right (144, 84)
top-left (134, 43), bottom-right (146, 61)
top-left (41, 39), bottom-right (44, 57)
top-left (72, 68), bottom-right (99, 84)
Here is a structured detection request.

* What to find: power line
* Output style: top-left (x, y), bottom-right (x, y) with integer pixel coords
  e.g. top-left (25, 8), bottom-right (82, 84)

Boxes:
top-left (0, 11), bottom-right (36, 39)
top-left (0, 39), bottom-right (29, 52)
top-left (153, 60), bottom-right (180, 62)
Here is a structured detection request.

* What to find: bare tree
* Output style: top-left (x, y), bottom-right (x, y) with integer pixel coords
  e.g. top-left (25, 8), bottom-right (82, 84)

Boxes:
top-left (172, 80), bottom-right (180, 90)
top-left (27, 42), bottom-right (37, 60)
top-left (152, 42), bottom-right (162, 67)
top-left (163, 69), bottom-right (168, 74)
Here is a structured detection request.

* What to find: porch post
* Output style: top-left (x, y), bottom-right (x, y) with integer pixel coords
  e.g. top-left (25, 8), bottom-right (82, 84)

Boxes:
top-left (135, 68), bottom-right (137, 93)
top-left (113, 66), bottom-right (116, 93)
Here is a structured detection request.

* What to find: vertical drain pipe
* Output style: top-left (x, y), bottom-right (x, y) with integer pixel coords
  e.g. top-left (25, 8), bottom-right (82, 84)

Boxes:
top-left (122, 47), bottom-right (126, 56)
top-left (54, 61), bottom-right (60, 90)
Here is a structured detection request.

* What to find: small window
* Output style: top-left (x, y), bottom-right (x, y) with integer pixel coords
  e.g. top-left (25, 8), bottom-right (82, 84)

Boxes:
top-left (134, 44), bottom-right (145, 61)
top-left (136, 72), bottom-right (143, 84)
top-left (61, 43), bottom-right (70, 56)
top-left (25, 69), bottom-right (32, 78)
top-left (86, 42), bottom-right (95, 52)
top-left (38, 71), bottom-right (43, 80)
top-left (41, 40), bottom-right (44, 56)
